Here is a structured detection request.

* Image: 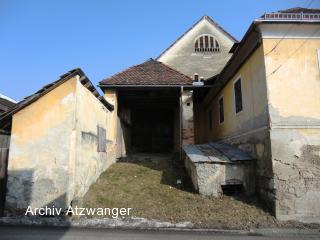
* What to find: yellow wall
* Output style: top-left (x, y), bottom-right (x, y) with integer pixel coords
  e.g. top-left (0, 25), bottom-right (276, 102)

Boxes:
top-left (263, 38), bottom-right (320, 123)
top-left (203, 45), bottom-right (268, 141)
top-left (7, 77), bottom-right (78, 208)
top-left (104, 90), bottom-right (118, 144)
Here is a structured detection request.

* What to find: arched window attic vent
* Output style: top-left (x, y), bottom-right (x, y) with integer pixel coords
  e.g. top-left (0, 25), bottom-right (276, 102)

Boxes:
top-left (194, 34), bottom-right (220, 52)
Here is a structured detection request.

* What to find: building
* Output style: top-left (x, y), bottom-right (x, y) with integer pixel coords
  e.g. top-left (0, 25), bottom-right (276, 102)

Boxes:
top-left (1, 8), bottom-right (319, 223)
top-left (0, 94), bottom-right (16, 115)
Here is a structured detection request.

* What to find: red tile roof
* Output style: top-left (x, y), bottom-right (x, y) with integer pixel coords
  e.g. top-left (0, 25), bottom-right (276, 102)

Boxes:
top-left (99, 59), bottom-right (193, 86)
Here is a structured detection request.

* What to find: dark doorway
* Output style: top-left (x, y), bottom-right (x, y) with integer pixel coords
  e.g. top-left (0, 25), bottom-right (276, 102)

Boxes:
top-left (132, 109), bottom-right (173, 152)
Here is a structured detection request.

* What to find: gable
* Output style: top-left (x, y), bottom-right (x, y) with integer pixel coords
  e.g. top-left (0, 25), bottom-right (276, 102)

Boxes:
top-left (158, 16), bottom-right (237, 79)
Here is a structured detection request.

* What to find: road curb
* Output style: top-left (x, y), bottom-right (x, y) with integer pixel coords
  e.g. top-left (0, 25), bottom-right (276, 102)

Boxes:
top-left (0, 216), bottom-right (319, 237)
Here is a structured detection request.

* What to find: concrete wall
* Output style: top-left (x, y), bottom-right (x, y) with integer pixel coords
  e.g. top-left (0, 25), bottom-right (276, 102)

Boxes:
top-left (6, 76), bottom-right (116, 211)
top-left (262, 25), bottom-right (320, 222)
top-left (158, 17), bottom-right (235, 79)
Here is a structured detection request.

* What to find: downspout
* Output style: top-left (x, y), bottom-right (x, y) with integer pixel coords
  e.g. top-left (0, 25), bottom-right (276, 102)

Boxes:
top-left (179, 86), bottom-right (183, 161)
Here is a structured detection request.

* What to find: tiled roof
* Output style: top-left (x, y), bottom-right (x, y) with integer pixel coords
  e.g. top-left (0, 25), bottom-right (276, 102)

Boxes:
top-left (99, 58), bottom-right (193, 86)
top-left (260, 7), bottom-right (320, 19)
top-left (0, 68), bottom-right (113, 129)
top-left (277, 7), bottom-right (320, 14)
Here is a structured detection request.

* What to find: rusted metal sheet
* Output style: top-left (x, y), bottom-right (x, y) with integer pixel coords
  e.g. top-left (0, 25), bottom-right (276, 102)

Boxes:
top-left (209, 142), bottom-right (253, 161)
top-left (183, 142), bottom-right (253, 164)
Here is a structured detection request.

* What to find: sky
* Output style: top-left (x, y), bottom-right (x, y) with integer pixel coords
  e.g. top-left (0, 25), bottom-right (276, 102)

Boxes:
top-left (0, 0), bottom-right (319, 101)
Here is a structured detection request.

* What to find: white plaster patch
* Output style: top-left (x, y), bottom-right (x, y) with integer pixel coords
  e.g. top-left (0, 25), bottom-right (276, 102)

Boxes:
top-left (61, 93), bottom-right (74, 105)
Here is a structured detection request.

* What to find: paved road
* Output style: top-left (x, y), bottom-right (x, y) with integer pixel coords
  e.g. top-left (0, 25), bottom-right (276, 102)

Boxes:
top-left (0, 226), bottom-right (319, 240)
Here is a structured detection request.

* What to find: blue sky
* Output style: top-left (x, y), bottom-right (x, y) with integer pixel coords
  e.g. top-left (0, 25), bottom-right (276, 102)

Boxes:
top-left (0, 0), bottom-right (318, 101)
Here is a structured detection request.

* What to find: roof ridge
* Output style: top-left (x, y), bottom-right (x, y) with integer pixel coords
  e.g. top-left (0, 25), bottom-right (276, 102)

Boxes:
top-left (156, 15), bottom-right (237, 60)
top-left (99, 58), bottom-right (193, 86)
top-left (99, 58), bottom-right (153, 84)
top-left (156, 60), bottom-right (192, 80)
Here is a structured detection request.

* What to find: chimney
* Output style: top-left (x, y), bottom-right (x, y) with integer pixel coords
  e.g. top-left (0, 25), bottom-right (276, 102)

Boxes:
top-left (193, 73), bottom-right (199, 82)
top-left (192, 73), bottom-right (204, 86)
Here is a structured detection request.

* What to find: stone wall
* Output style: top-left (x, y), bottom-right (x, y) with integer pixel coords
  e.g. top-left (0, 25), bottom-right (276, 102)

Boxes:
top-left (184, 154), bottom-right (255, 197)
top-left (182, 90), bottom-right (194, 145)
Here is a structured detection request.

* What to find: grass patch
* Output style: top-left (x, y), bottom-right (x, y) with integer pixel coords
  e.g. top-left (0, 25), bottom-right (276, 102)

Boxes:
top-left (82, 154), bottom-right (295, 229)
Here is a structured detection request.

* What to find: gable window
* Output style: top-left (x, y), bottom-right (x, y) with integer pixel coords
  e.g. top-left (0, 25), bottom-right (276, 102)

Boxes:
top-left (234, 78), bottom-right (243, 114)
top-left (208, 109), bottom-right (212, 130)
top-left (195, 34), bottom-right (220, 52)
top-left (219, 96), bottom-right (224, 123)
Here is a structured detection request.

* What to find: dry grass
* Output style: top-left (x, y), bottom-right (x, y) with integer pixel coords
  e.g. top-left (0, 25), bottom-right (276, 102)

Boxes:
top-left (82, 155), bottom-right (282, 229)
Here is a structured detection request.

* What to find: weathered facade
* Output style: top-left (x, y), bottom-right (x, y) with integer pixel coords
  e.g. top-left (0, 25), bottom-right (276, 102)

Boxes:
top-left (1, 69), bottom-right (115, 211)
top-left (198, 8), bottom-right (320, 222)
top-left (158, 16), bottom-right (237, 79)
top-left (1, 7), bottom-right (319, 224)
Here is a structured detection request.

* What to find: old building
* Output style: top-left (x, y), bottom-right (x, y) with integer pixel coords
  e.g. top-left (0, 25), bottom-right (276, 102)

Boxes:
top-left (0, 69), bottom-right (115, 211)
top-left (197, 8), bottom-right (320, 222)
top-left (0, 94), bottom-right (16, 115)
top-left (0, 8), bottom-right (319, 223)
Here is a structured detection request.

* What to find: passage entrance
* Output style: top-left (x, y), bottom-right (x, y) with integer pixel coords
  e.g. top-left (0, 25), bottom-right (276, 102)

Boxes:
top-left (132, 109), bottom-right (173, 152)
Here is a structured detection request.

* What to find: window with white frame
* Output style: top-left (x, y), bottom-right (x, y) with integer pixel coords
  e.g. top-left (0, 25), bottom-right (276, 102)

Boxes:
top-left (234, 78), bottom-right (243, 114)
top-left (219, 96), bottom-right (224, 123)
top-left (194, 34), bottom-right (220, 52)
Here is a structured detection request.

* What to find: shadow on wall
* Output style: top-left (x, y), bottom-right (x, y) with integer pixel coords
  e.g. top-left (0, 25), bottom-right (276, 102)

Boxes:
top-left (3, 169), bottom-right (71, 240)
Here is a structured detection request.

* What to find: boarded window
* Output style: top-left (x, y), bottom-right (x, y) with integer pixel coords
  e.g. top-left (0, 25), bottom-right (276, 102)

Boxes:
top-left (234, 78), bottom-right (243, 113)
top-left (219, 96), bottom-right (224, 123)
top-left (208, 110), bottom-right (212, 130)
top-left (97, 125), bottom-right (106, 152)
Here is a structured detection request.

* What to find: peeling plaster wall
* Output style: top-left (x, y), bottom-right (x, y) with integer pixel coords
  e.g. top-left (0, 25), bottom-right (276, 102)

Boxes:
top-left (6, 77), bottom-right (78, 210)
top-left (6, 77), bottom-right (117, 212)
top-left (104, 90), bottom-right (120, 158)
top-left (158, 18), bottom-right (234, 79)
top-left (263, 30), bottom-right (320, 222)
top-left (72, 79), bottom-right (116, 200)
top-left (184, 155), bottom-right (255, 197)
top-left (199, 45), bottom-right (271, 200)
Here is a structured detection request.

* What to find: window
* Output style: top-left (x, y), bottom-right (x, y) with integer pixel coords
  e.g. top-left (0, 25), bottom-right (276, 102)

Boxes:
top-left (97, 125), bottom-right (106, 152)
top-left (194, 34), bottom-right (220, 52)
top-left (208, 110), bottom-right (212, 130)
top-left (234, 78), bottom-right (243, 114)
top-left (219, 96), bottom-right (224, 123)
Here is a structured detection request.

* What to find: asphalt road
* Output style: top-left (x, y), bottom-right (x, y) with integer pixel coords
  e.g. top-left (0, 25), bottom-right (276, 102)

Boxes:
top-left (0, 226), bottom-right (320, 240)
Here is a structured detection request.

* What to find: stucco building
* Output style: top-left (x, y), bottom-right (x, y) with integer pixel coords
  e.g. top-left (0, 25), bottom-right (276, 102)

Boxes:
top-left (0, 7), bottom-right (319, 223)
